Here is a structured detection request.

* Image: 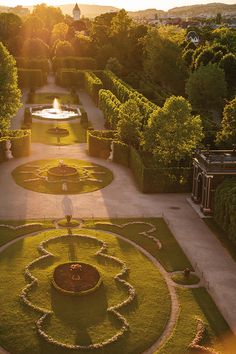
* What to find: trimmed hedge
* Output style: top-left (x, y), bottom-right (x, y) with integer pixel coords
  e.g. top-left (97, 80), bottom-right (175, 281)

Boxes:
top-left (16, 57), bottom-right (49, 73)
top-left (99, 89), bottom-right (121, 129)
top-left (56, 69), bottom-right (85, 88)
top-left (214, 179), bottom-right (236, 243)
top-left (87, 130), bottom-right (115, 158)
top-left (84, 72), bottom-right (103, 104)
top-left (52, 57), bottom-right (96, 72)
top-left (0, 130), bottom-right (31, 160)
top-left (101, 71), bottom-right (157, 124)
top-left (17, 69), bottom-right (46, 88)
top-left (113, 141), bottom-right (130, 167)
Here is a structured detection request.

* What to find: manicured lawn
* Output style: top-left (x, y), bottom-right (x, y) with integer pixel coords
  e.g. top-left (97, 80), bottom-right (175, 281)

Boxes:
top-left (31, 121), bottom-right (87, 145)
top-left (0, 219), bottom-right (55, 247)
top-left (0, 227), bottom-right (171, 354)
top-left (30, 92), bottom-right (79, 105)
top-left (86, 218), bottom-right (192, 272)
top-left (204, 218), bottom-right (236, 262)
top-left (0, 218), bottom-right (233, 354)
top-left (12, 159), bottom-right (113, 195)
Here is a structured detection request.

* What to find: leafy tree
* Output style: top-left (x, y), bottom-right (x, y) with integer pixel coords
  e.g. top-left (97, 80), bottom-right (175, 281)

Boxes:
top-left (22, 38), bottom-right (49, 57)
top-left (32, 4), bottom-right (64, 30)
top-left (23, 15), bottom-right (44, 39)
top-left (186, 64), bottom-right (227, 111)
top-left (143, 27), bottom-right (187, 94)
top-left (216, 97), bottom-right (236, 147)
top-left (106, 57), bottom-right (123, 76)
top-left (72, 33), bottom-right (92, 57)
top-left (219, 53), bottom-right (236, 93)
top-left (194, 48), bottom-right (215, 69)
top-left (0, 13), bottom-right (22, 42)
top-left (0, 42), bottom-right (21, 131)
top-left (182, 49), bottom-right (194, 67)
top-left (51, 22), bottom-right (68, 43)
top-left (117, 99), bottom-right (141, 146)
top-left (212, 27), bottom-right (236, 53)
top-left (54, 40), bottom-right (74, 57)
top-left (142, 96), bottom-right (203, 165)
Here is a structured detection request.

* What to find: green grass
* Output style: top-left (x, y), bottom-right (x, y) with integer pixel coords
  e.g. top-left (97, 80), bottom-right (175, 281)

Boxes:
top-left (84, 218), bottom-right (192, 272)
top-left (0, 219), bottom-right (55, 247)
top-left (12, 159), bottom-right (113, 195)
top-left (0, 218), bottom-right (233, 354)
top-left (31, 121), bottom-right (86, 145)
top-left (57, 218), bottom-right (80, 227)
top-left (204, 218), bottom-right (236, 262)
top-left (158, 288), bottom-right (233, 354)
top-left (171, 272), bottom-right (200, 285)
top-left (30, 92), bottom-right (79, 105)
top-left (0, 227), bottom-right (171, 354)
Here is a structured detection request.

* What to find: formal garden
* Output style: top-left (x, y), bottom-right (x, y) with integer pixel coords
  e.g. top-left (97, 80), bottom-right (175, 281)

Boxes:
top-left (0, 4), bottom-right (236, 354)
top-left (0, 218), bottom-right (233, 354)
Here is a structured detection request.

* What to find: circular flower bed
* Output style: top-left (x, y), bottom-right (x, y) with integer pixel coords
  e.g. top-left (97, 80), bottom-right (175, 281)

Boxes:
top-left (52, 262), bottom-right (102, 296)
top-left (47, 127), bottom-right (69, 137)
top-left (47, 165), bottom-right (78, 178)
top-left (171, 272), bottom-right (200, 285)
top-left (12, 159), bottom-right (113, 194)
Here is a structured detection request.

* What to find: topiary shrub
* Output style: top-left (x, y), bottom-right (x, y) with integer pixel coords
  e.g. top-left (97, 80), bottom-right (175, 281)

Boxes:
top-left (113, 141), bottom-right (130, 167)
top-left (99, 89), bottom-right (121, 129)
top-left (18, 69), bottom-right (45, 88)
top-left (9, 130), bottom-right (31, 157)
top-left (87, 130), bottom-right (114, 158)
top-left (84, 71), bottom-right (103, 105)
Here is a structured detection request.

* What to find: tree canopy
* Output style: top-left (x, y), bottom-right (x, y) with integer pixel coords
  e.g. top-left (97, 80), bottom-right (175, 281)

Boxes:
top-left (216, 97), bottom-right (236, 147)
top-left (0, 42), bottom-right (21, 130)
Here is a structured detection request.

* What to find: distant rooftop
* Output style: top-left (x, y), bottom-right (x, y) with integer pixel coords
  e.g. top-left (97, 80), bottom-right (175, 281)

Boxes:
top-left (194, 147), bottom-right (236, 173)
top-left (73, 3), bottom-right (81, 13)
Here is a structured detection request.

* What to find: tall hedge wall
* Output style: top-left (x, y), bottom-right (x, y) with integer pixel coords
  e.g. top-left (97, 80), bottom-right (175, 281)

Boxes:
top-left (87, 130), bottom-right (115, 158)
top-left (214, 179), bottom-right (236, 243)
top-left (113, 141), bottom-right (130, 167)
top-left (98, 89), bottom-right (121, 129)
top-left (16, 57), bottom-right (49, 73)
top-left (84, 72), bottom-right (103, 104)
top-left (18, 69), bottom-right (46, 88)
top-left (101, 71), bottom-right (157, 124)
top-left (0, 130), bottom-right (31, 161)
top-left (52, 57), bottom-right (96, 72)
top-left (56, 69), bottom-right (85, 88)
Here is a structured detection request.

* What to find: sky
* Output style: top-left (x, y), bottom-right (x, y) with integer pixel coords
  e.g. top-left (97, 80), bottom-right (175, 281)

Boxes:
top-left (2, 0), bottom-right (236, 11)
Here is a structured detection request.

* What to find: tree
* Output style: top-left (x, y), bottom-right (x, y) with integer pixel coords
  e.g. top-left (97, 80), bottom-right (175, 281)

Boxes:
top-left (185, 64), bottom-right (227, 111)
top-left (51, 22), bottom-right (68, 43)
top-left (0, 42), bottom-right (21, 131)
top-left (106, 57), bottom-right (123, 76)
top-left (23, 15), bottom-right (44, 39)
top-left (22, 38), bottom-right (49, 57)
top-left (216, 97), bottom-right (236, 147)
top-left (72, 33), bottom-right (93, 57)
top-left (143, 27), bottom-right (187, 94)
top-left (142, 96), bottom-right (203, 165)
top-left (219, 53), bottom-right (236, 93)
top-left (32, 4), bottom-right (64, 30)
top-left (194, 48), bottom-right (215, 69)
top-left (0, 13), bottom-right (22, 42)
top-left (117, 100), bottom-right (142, 146)
top-left (54, 40), bottom-right (74, 57)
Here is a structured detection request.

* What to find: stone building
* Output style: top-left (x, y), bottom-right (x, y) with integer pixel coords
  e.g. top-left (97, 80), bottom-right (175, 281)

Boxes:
top-left (192, 147), bottom-right (236, 215)
top-left (73, 3), bottom-right (81, 21)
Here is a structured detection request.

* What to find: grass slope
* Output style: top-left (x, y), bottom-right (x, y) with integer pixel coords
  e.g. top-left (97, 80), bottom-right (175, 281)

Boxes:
top-left (31, 121), bottom-right (87, 145)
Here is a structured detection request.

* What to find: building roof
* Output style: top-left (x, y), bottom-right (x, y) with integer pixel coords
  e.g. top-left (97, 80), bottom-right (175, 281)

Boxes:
top-left (194, 148), bottom-right (236, 174)
top-left (73, 3), bottom-right (81, 13)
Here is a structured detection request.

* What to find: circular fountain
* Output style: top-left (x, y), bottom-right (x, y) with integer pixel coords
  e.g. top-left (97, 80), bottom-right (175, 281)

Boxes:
top-left (31, 98), bottom-right (80, 121)
top-left (52, 262), bottom-right (102, 296)
top-left (47, 160), bottom-right (78, 179)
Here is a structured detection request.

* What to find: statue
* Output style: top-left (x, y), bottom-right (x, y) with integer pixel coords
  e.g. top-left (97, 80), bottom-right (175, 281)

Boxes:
top-left (108, 141), bottom-right (114, 161)
top-left (5, 140), bottom-right (13, 160)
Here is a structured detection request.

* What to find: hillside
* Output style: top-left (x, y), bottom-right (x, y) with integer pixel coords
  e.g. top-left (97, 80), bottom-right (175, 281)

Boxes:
top-left (168, 3), bottom-right (236, 16)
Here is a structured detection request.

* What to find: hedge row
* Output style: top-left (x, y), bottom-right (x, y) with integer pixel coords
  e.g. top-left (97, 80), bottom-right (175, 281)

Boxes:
top-left (18, 69), bottom-right (46, 88)
top-left (87, 130), bottom-right (115, 159)
top-left (56, 69), bottom-right (84, 88)
top-left (101, 71), bottom-right (157, 124)
top-left (214, 179), bottom-right (236, 243)
top-left (16, 57), bottom-right (50, 73)
top-left (52, 57), bottom-right (96, 72)
top-left (0, 130), bottom-right (31, 162)
top-left (87, 132), bottom-right (192, 193)
top-left (98, 90), bottom-right (121, 129)
top-left (84, 72), bottom-right (103, 104)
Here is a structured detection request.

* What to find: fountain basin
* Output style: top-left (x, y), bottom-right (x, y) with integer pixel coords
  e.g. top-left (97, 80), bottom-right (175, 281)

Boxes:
top-left (52, 262), bottom-right (102, 296)
top-left (47, 165), bottom-right (78, 178)
top-left (31, 105), bottom-right (81, 121)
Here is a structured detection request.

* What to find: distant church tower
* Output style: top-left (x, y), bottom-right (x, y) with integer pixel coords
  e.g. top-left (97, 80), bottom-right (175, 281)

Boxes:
top-left (73, 3), bottom-right (81, 21)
